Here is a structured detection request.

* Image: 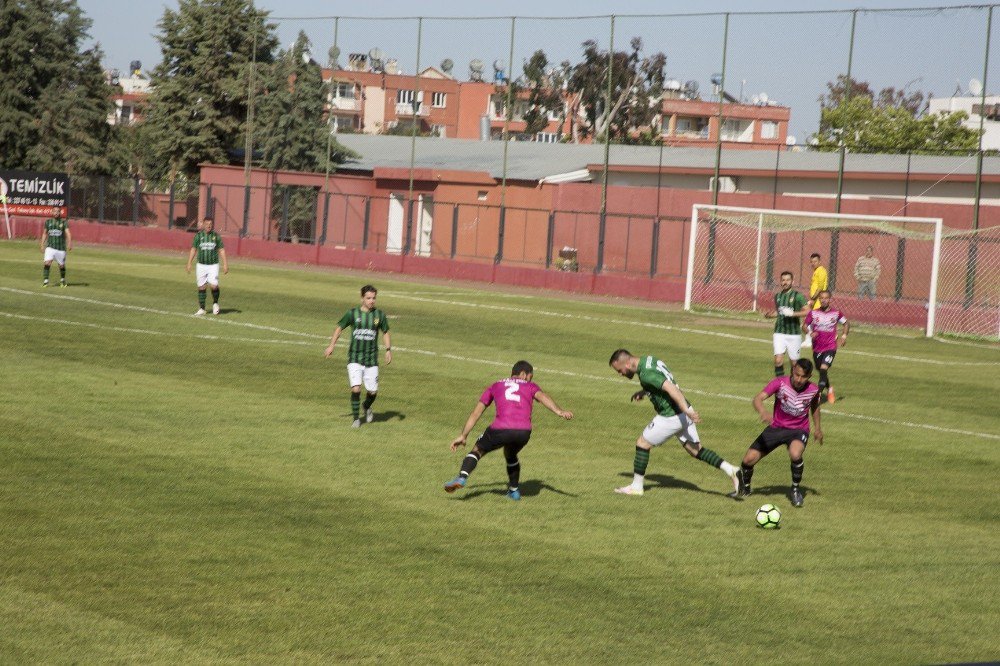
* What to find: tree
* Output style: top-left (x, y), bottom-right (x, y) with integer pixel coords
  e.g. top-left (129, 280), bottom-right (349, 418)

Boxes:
top-left (141, 0), bottom-right (278, 182)
top-left (813, 75), bottom-right (979, 154)
top-left (520, 50), bottom-right (565, 139)
top-left (567, 37), bottom-right (665, 143)
top-left (254, 31), bottom-right (356, 241)
top-left (0, 0), bottom-right (116, 173)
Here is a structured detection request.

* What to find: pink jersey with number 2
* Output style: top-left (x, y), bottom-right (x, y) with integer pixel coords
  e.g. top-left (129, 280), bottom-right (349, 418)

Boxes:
top-left (481, 378), bottom-right (540, 430)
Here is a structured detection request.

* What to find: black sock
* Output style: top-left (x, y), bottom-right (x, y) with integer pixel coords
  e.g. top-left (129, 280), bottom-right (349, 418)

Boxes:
top-left (741, 463), bottom-right (755, 492)
top-left (350, 392), bottom-right (360, 419)
top-left (362, 392), bottom-right (376, 410)
top-left (506, 456), bottom-right (520, 489)
top-left (818, 368), bottom-right (829, 391)
top-left (198, 290), bottom-right (207, 309)
top-left (43, 265), bottom-right (50, 281)
top-left (211, 287), bottom-right (220, 304)
top-left (59, 265), bottom-right (66, 281)
top-left (774, 364), bottom-right (785, 377)
top-left (460, 451), bottom-right (481, 477)
top-left (791, 459), bottom-right (804, 486)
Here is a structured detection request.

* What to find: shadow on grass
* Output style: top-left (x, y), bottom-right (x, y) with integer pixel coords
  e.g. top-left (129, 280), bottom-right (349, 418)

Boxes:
top-left (371, 410), bottom-right (405, 423)
top-left (216, 308), bottom-right (242, 315)
top-left (618, 471), bottom-right (732, 498)
top-left (746, 484), bottom-right (820, 501)
top-left (455, 478), bottom-right (577, 501)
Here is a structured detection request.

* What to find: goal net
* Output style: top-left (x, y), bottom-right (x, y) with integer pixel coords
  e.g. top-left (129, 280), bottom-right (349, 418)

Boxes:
top-left (684, 205), bottom-right (945, 336)
top-left (933, 225), bottom-right (1000, 341)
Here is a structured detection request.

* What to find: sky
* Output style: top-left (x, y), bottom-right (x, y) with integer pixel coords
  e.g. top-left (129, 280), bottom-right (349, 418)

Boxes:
top-left (76, 0), bottom-right (998, 142)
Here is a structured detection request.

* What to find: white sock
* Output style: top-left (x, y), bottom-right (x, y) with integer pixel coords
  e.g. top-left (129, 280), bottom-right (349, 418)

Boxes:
top-left (720, 461), bottom-right (736, 476)
top-left (632, 473), bottom-right (644, 488)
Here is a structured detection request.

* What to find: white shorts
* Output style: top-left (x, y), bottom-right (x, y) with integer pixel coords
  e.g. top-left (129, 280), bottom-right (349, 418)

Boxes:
top-left (347, 363), bottom-right (379, 392)
top-left (641, 413), bottom-right (700, 447)
top-left (773, 333), bottom-right (802, 359)
top-left (43, 247), bottom-right (66, 265)
top-left (196, 263), bottom-right (220, 287)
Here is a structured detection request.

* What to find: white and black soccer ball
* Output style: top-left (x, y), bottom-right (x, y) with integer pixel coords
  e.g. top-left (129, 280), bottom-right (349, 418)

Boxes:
top-left (756, 504), bottom-right (781, 529)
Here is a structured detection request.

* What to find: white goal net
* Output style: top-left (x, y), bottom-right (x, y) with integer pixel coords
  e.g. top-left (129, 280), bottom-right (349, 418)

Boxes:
top-left (684, 205), bottom-right (946, 336)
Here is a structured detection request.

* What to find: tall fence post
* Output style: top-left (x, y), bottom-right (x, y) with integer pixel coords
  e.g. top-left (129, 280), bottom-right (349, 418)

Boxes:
top-left (206, 184), bottom-right (214, 219)
top-left (967, 6), bottom-right (993, 309)
top-left (241, 185), bottom-right (251, 237)
top-left (451, 205), bottom-right (459, 259)
top-left (362, 196), bottom-right (371, 250)
top-left (404, 198), bottom-right (414, 255)
top-left (98, 176), bottom-right (105, 224)
top-left (279, 187), bottom-right (289, 241)
top-left (495, 206), bottom-right (506, 264)
top-left (545, 212), bottom-right (555, 269)
top-left (649, 217), bottom-right (660, 278)
top-left (894, 238), bottom-right (906, 302)
top-left (706, 12), bottom-right (730, 283)
top-left (167, 180), bottom-right (175, 230)
top-left (320, 192), bottom-right (330, 245)
top-left (596, 14), bottom-right (615, 275)
top-left (132, 176), bottom-right (140, 225)
top-left (831, 9), bottom-right (858, 293)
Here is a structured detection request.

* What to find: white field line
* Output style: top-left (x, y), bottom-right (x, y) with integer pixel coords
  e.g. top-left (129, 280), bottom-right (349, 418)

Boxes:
top-left (3, 302), bottom-right (997, 442)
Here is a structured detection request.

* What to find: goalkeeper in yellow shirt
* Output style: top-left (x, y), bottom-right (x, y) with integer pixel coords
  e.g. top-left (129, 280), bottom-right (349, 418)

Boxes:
top-left (804, 253), bottom-right (827, 348)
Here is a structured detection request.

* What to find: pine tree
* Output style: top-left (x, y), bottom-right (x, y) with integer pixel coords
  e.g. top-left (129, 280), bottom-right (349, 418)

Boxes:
top-left (142, 0), bottom-right (278, 181)
top-left (0, 0), bottom-right (115, 173)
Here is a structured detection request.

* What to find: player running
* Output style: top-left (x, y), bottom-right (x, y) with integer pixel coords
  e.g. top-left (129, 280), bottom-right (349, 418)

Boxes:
top-left (803, 290), bottom-right (849, 404)
top-left (764, 271), bottom-right (811, 377)
top-left (734, 358), bottom-right (823, 508)
top-left (608, 349), bottom-right (745, 498)
top-left (444, 360), bottom-right (572, 501)
top-left (40, 206), bottom-right (71, 287)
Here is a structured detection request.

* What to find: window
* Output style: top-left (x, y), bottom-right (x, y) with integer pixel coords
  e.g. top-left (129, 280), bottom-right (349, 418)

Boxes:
top-left (396, 89), bottom-right (415, 105)
top-left (329, 115), bottom-right (354, 133)
top-left (535, 132), bottom-right (559, 143)
top-left (430, 124), bottom-right (446, 137)
top-left (431, 92), bottom-right (446, 108)
top-left (761, 121), bottom-right (778, 139)
top-left (333, 82), bottom-right (355, 99)
top-left (721, 118), bottom-right (754, 142)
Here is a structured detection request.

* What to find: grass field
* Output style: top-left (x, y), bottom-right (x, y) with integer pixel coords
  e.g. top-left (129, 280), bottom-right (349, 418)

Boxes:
top-left (1, 240), bottom-right (998, 664)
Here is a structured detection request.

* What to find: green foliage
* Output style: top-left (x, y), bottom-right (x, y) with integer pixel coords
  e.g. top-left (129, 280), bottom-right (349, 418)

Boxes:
top-left (0, 0), bottom-right (115, 173)
top-left (813, 75), bottom-right (980, 154)
top-left (141, 0), bottom-right (278, 181)
top-left (1, 241), bottom-right (998, 662)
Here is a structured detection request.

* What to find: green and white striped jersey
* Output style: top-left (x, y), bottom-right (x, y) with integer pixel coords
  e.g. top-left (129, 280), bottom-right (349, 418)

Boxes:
top-left (44, 218), bottom-right (69, 251)
top-left (337, 307), bottom-right (390, 366)
top-left (773, 289), bottom-right (807, 335)
top-left (192, 230), bottom-right (224, 265)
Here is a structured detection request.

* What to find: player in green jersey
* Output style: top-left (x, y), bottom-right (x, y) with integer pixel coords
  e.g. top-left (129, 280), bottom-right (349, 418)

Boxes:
top-left (40, 207), bottom-right (71, 287)
top-left (185, 217), bottom-right (228, 315)
top-left (764, 271), bottom-right (810, 377)
top-left (324, 285), bottom-right (392, 428)
top-left (608, 349), bottom-right (745, 498)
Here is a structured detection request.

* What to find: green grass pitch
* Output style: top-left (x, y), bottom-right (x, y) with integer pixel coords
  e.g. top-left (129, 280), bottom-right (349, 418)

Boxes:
top-left (1, 241), bottom-right (997, 663)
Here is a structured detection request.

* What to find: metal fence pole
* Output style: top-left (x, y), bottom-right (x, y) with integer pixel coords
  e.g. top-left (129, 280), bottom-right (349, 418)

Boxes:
top-left (499, 17), bottom-right (517, 215)
top-left (495, 206), bottom-right (506, 264)
top-left (596, 14), bottom-right (615, 274)
top-left (405, 17), bottom-right (422, 257)
top-left (98, 176), bottom-right (105, 223)
top-left (451, 205), bottom-right (459, 259)
top-left (705, 12), bottom-right (729, 283)
top-left (320, 191), bottom-right (330, 245)
top-left (167, 180), bottom-right (175, 230)
top-left (545, 212), bottom-right (555, 269)
top-left (649, 218), bottom-right (660, 278)
top-left (830, 9), bottom-right (858, 293)
top-left (967, 5), bottom-right (993, 308)
top-left (279, 187), bottom-right (289, 241)
top-left (362, 196), bottom-right (371, 250)
top-left (132, 176), bottom-right (140, 225)
top-left (241, 185), bottom-right (251, 237)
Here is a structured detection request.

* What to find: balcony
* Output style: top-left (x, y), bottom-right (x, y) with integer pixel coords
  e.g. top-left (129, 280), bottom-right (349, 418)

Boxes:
top-left (395, 102), bottom-right (429, 117)
top-left (330, 97), bottom-right (361, 112)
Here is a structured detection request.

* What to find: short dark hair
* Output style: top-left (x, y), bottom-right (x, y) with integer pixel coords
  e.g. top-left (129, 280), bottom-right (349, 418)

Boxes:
top-left (203, 216), bottom-right (213, 223)
top-left (511, 360), bottom-right (533, 376)
top-left (795, 358), bottom-right (814, 375)
top-left (609, 348), bottom-right (632, 365)
top-left (361, 285), bottom-right (377, 297)
top-left (818, 289), bottom-right (830, 297)
top-left (810, 253), bottom-right (821, 260)
top-left (780, 270), bottom-right (794, 279)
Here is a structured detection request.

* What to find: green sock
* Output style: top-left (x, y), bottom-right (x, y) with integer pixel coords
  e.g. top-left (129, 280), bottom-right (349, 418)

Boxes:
top-left (43, 265), bottom-right (50, 281)
top-left (211, 287), bottom-right (220, 304)
top-left (350, 393), bottom-right (361, 419)
top-left (633, 446), bottom-right (650, 475)
top-left (198, 291), bottom-right (207, 309)
top-left (696, 447), bottom-right (724, 469)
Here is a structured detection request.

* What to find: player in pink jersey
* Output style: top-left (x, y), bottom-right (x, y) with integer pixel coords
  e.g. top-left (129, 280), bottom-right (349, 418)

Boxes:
top-left (733, 358), bottom-right (823, 508)
top-left (803, 290), bottom-right (849, 404)
top-left (444, 361), bottom-right (573, 500)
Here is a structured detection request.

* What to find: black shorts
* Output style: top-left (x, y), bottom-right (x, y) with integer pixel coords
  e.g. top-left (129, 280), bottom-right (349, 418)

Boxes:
top-left (813, 349), bottom-right (837, 368)
top-left (475, 428), bottom-right (532, 457)
top-left (750, 426), bottom-right (810, 456)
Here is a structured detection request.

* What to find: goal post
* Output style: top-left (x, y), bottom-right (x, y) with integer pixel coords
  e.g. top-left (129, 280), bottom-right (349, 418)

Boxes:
top-left (685, 204), bottom-right (944, 337)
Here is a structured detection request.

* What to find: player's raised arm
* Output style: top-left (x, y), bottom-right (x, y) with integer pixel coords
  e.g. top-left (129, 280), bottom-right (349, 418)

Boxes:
top-left (534, 391), bottom-right (572, 420)
top-left (661, 380), bottom-right (698, 423)
top-left (752, 389), bottom-right (773, 425)
top-left (324, 326), bottom-right (344, 358)
top-left (451, 401), bottom-right (488, 450)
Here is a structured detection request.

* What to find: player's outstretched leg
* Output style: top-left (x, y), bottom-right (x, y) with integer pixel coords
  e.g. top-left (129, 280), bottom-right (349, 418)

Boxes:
top-left (687, 442), bottom-right (743, 497)
top-left (445, 451), bottom-right (480, 493)
top-left (616, 445), bottom-right (649, 496)
top-left (363, 392), bottom-right (377, 423)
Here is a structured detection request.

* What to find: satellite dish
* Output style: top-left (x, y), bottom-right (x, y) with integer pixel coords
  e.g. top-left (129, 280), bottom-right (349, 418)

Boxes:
top-left (470, 59), bottom-right (484, 81)
top-left (328, 46), bottom-right (341, 67)
top-left (759, 92), bottom-right (769, 105)
top-left (684, 80), bottom-right (699, 97)
top-left (751, 95), bottom-right (760, 105)
top-left (369, 47), bottom-right (385, 62)
top-left (710, 72), bottom-right (723, 86)
top-left (441, 58), bottom-right (454, 75)
top-left (970, 78), bottom-right (984, 96)
top-left (786, 135), bottom-right (797, 146)
top-left (665, 79), bottom-right (682, 91)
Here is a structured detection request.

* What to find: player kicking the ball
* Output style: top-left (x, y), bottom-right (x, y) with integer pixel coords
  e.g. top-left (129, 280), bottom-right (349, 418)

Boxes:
top-left (735, 358), bottom-right (823, 508)
top-left (609, 349), bottom-right (745, 498)
top-left (445, 360), bottom-right (572, 501)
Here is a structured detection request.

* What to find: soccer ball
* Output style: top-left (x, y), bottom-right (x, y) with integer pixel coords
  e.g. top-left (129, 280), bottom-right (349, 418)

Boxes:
top-left (756, 504), bottom-right (781, 529)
